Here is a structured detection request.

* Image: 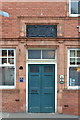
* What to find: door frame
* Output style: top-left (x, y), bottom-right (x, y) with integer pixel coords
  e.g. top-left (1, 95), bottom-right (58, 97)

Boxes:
top-left (26, 61), bottom-right (57, 113)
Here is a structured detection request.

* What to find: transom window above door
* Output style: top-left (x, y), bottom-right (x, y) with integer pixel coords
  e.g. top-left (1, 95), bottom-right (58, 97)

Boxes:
top-left (26, 25), bottom-right (57, 38)
top-left (28, 50), bottom-right (56, 60)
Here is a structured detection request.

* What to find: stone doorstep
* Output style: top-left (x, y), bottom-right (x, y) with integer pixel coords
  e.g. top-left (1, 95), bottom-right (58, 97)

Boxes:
top-left (0, 112), bottom-right (79, 119)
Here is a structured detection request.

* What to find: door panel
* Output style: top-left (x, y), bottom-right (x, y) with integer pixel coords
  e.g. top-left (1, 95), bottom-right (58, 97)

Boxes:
top-left (28, 65), bottom-right (41, 112)
top-left (28, 64), bottom-right (55, 113)
top-left (41, 65), bottom-right (55, 112)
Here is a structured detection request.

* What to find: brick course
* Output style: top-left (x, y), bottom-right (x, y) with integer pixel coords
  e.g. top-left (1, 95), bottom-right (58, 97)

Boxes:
top-left (1, 2), bottom-right (80, 38)
top-left (62, 90), bottom-right (80, 116)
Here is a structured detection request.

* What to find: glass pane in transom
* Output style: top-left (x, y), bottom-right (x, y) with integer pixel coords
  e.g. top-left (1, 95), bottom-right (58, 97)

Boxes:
top-left (28, 50), bottom-right (41, 59)
top-left (42, 50), bottom-right (55, 59)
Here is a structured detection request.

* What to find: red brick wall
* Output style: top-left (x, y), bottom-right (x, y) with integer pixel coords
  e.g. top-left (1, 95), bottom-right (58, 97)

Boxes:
top-left (62, 89), bottom-right (80, 116)
top-left (1, 2), bottom-right (79, 38)
top-left (0, 90), bottom-right (25, 112)
top-left (0, 2), bottom-right (80, 115)
top-left (64, 19), bottom-right (79, 38)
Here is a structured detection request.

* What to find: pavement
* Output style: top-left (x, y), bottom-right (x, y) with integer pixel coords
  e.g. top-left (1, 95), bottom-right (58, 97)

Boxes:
top-left (0, 112), bottom-right (80, 119)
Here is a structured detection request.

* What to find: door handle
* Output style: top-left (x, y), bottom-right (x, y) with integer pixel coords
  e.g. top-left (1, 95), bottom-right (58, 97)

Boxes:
top-left (31, 90), bottom-right (38, 92)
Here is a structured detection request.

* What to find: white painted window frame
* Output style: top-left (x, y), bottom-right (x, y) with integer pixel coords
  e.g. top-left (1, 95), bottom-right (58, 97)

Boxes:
top-left (68, 48), bottom-right (80, 89)
top-left (69, 0), bottom-right (80, 17)
top-left (0, 48), bottom-right (16, 89)
top-left (26, 49), bottom-right (57, 113)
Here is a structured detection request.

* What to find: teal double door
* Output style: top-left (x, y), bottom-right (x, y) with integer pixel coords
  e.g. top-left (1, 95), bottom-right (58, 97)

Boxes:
top-left (28, 64), bottom-right (55, 113)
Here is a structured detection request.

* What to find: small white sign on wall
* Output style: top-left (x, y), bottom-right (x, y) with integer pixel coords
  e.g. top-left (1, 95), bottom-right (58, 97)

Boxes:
top-left (60, 75), bottom-right (64, 84)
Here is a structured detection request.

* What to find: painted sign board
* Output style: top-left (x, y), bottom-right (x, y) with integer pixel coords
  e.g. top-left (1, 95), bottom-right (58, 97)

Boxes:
top-left (60, 75), bottom-right (64, 84)
top-left (20, 77), bottom-right (24, 82)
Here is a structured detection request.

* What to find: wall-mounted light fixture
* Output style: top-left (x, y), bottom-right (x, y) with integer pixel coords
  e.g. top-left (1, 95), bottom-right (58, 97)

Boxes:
top-left (19, 66), bottom-right (23, 70)
top-left (77, 26), bottom-right (80, 32)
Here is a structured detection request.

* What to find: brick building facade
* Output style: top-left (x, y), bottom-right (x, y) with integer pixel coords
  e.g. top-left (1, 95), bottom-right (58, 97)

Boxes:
top-left (0, 1), bottom-right (80, 115)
